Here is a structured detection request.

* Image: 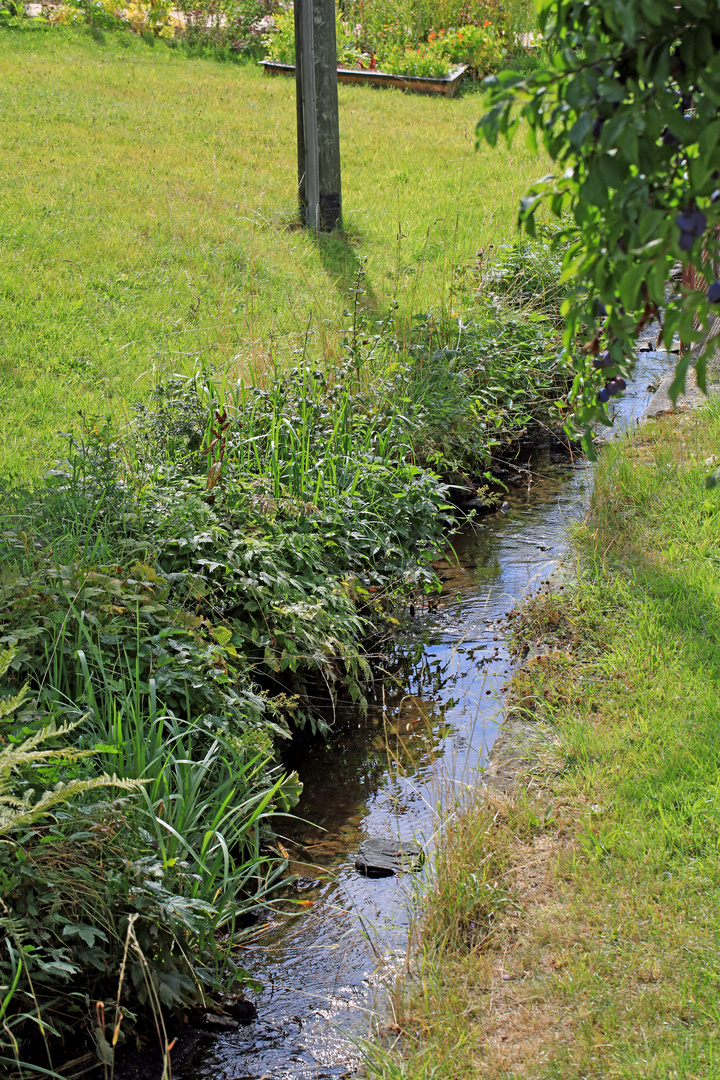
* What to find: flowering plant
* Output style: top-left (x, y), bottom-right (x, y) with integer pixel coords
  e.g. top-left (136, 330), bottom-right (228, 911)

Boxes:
top-left (52, 0), bottom-right (181, 36)
top-left (262, 0), bottom-right (506, 78)
top-left (380, 41), bottom-right (449, 77)
top-left (430, 22), bottom-right (505, 73)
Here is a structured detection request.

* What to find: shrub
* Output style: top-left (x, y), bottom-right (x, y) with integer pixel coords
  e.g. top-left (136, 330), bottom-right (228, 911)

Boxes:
top-left (430, 24), bottom-right (505, 74)
top-left (177, 0), bottom-right (280, 54)
top-left (51, 0), bottom-right (182, 37)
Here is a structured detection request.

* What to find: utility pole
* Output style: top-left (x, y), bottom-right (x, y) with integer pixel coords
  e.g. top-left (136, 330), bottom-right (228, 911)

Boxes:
top-left (294, 0), bottom-right (342, 231)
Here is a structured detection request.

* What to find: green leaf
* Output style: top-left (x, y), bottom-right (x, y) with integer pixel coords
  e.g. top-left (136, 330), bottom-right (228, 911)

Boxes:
top-left (668, 353), bottom-right (693, 404)
top-left (62, 922), bottom-right (109, 948)
top-left (568, 112), bottom-right (592, 150)
top-left (580, 167), bottom-right (608, 207)
top-left (212, 625), bottom-right (233, 648)
top-left (617, 261), bottom-right (647, 312)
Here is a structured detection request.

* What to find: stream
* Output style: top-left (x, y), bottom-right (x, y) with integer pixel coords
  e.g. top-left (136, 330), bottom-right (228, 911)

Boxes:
top-left (177, 347), bottom-right (674, 1080)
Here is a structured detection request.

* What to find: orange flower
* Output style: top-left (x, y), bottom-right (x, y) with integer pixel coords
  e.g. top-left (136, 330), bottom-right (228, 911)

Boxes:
top-left (428, 30), bottom-right (436, 41)
top-left (483, 18), bottom-right (490, 26)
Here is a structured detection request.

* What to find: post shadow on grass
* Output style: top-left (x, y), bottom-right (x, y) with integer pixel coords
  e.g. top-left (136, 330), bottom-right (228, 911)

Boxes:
top-left (313, 228), bottom-right (380, 314)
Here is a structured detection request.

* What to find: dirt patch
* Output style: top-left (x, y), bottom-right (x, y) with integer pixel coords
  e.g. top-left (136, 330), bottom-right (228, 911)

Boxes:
top-left (463, 822), bottom-right (579, 1075)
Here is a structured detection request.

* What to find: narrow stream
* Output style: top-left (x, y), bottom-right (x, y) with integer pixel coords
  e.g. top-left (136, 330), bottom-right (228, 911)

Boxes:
top-left (179, 349), bottom-right (673, 1080)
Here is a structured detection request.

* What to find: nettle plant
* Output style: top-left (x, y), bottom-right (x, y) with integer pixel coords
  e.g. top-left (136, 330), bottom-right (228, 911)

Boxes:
top-left (479, 0), bottom-right (720, 452)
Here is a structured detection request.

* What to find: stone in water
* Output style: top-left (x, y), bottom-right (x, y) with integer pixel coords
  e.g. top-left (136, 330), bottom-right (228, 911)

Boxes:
top-left (355, 838), bottom-right (424, 877)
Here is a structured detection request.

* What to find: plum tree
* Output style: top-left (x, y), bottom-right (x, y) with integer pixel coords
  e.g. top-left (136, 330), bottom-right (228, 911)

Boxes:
top-left (478, 0), bottom-right (720, 452)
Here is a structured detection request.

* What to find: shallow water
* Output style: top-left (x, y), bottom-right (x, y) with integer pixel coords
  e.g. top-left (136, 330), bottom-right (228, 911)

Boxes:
top-left (180, 350), bottom-right (673, 1080)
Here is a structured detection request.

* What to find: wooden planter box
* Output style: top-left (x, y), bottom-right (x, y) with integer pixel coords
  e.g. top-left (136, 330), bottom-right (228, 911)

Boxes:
top-left (261, 60), bottom-right (468, 98)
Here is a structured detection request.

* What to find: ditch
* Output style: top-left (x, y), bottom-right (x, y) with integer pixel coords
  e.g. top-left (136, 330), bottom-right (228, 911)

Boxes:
top-left (171, 346), bottom-right (675, 1079)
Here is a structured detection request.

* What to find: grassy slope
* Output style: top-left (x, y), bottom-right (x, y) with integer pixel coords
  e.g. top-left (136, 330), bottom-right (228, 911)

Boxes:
top-left (369, 403), bottom-right (720, 1079)
top-left (0, 26), bottom-right (542, 480)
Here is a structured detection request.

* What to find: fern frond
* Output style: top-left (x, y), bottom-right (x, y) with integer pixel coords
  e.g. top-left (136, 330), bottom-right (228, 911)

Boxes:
top-left (0, 774), bottom-right (145, 833)
top-left (1, 717), bottom-right (83, 756)
top-left (0, 652), bottom-right (145, 833)
top-left (0, 648), bottom-right (16, 682)
top-left (0, 685), bottom-right (29, 722)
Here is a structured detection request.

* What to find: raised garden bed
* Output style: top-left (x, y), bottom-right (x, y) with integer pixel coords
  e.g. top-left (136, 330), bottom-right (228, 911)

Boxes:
top-left (260, 60), bottom-right (468, 97)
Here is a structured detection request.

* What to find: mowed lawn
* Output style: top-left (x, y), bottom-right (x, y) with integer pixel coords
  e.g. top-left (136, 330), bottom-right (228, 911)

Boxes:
top-left (0, 28), bottom-right (543, 478)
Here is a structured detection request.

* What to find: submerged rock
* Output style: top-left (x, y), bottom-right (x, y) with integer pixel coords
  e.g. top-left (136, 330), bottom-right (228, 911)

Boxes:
top-left (457, 496), bottom-right (491, 513)
top-left (201, 1012), bottom-right (240, 1031)
top-left (355, 838), bottom-right (424, 877)
top-left (223, 998), bottom-right (258, 1022)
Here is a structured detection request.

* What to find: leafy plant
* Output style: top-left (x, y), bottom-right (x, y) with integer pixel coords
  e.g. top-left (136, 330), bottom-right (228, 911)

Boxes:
top-left (480, 235), bottom-right (565, 322)
top-left (51, 0), bottom-right (129, 31)
top-left (479, 0), bottom-right (720, 451)
top-left (380, 41), bottom-right (450, 78)
top-left (0, 647), bottom-right (144, 1068)
top-left (0, 0), bottom-right (24, 17)
top-left (176, 0), bottom-right (279, 52)
top-left (0, 638), bottom-right (300, 1069)
top-left (342, 0), bottom-right (508, 52)
top-left (428, 24), bottom-right (505, 75)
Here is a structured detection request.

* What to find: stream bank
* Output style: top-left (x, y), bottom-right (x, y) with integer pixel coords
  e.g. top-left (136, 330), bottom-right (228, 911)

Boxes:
top-left (367, 389), bottom-right (720, 1079)
top-left (163, 348), bottom-right (674, 1080)
top-left (0, 303), bottom-right (572, 1074)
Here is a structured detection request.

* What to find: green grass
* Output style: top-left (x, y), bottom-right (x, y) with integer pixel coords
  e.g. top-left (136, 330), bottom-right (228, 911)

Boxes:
top-left (368, 402), bottom-right (720, 1078)
top-left (0, 25), bottom-right (544, 480)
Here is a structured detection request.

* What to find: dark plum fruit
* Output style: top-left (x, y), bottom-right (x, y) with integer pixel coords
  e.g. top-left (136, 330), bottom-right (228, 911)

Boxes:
top-left (692, 209), bottom-right (708, 235)
top-left (679, 230), bottom-right (695, 251)
top-left (592, 117), bottom-right (605, 140)
top-left (708, 281), bottom-right (720, 304)
top-left (663, 127), bottom-right (681, 146)
top-left (677, 208), bottom-right (707, 237)
top-left (598, 301), bottom-right (607, 317)
top-left (606, 379), bottom-right (620, 396)
top-left (597, 387), bottom-right (610, 403)
top-left (616, 377), bottom-right (626, 391)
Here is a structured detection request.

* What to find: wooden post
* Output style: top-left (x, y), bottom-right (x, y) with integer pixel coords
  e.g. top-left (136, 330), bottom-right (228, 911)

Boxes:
top-left (295, 0), bottom-right (342, 231)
